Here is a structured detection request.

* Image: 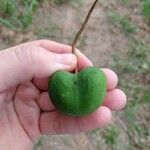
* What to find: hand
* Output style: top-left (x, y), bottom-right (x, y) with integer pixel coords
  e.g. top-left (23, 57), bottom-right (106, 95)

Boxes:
top-left (0, 40), bottom-right (126, 150)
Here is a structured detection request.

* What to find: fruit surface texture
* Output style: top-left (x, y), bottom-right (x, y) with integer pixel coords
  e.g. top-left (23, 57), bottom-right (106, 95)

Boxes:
top-left (48, 67), bottom-right (107, 116)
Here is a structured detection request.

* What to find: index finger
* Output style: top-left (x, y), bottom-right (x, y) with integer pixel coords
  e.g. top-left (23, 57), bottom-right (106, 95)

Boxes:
top-left (34, 49), bottom-right (118, 91)
top-left (29, 39), bottom-right (73, 54)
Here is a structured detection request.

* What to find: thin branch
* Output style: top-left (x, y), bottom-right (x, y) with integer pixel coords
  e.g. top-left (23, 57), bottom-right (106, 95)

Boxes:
top-left (72, 0), bottom-right (99, 73)
top-left (72, 0), bottom-right (99, 53)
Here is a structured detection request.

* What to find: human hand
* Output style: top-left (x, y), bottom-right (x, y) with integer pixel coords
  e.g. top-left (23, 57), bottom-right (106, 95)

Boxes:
top-left (0, 40), bottom-right (126, 150)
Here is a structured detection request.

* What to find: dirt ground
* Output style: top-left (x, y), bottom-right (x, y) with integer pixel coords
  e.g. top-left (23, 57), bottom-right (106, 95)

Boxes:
top-left (0, 0), bottom-right (149, 150)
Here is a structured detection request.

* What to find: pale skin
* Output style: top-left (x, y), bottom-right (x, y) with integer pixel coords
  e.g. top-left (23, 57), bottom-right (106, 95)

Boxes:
top-left (0, 40), bottom-right (126, 150)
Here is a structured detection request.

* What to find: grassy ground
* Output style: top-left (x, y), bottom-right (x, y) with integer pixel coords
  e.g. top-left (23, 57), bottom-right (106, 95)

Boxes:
top-left (0, 0), bottom-right (150, 150)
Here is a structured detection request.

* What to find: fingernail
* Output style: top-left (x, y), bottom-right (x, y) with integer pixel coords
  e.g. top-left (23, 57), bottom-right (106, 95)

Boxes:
top-left (57, 54), bottom-right (76, 65)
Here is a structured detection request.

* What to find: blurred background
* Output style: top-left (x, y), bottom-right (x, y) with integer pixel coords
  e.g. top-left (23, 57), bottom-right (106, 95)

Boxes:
top-left (0, 0), bottom-right (150, 149)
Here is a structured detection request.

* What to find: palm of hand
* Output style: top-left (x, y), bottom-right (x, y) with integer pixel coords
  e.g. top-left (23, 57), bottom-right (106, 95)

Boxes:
top-left (0, 83), bottom-right (40, 149)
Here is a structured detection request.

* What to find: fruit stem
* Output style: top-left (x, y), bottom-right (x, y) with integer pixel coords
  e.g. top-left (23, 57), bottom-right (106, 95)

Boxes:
top-left (72, 0), bottom-right (99, 73)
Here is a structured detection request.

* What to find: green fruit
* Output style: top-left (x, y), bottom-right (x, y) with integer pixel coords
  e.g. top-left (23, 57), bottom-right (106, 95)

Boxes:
top-left (48, 67), bottom-right (107, 116)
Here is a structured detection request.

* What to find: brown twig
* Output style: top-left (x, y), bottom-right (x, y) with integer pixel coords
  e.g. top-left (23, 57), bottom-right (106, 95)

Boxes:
top-left (72, 0), bottom-right (99, 73)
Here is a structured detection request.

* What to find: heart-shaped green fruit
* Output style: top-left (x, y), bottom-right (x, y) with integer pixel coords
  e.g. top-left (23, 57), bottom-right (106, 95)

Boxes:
top-left (48, 67), bottom-right (107, 116)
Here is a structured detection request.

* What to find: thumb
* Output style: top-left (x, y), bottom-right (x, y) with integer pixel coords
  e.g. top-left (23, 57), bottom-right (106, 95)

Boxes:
top-left (0, 45), bottom-right (77, 92)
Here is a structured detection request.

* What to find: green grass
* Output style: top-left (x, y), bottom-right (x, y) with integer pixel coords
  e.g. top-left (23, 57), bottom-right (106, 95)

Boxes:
top-left (113, 39), bottom-right (150, 105)
top-left (112, 38), bottom-right (150, 149)
top-left (104, 126), bottom-right (119, 150)
top-left (0, 0), bottom-right (82, 31)
top-left (34, 24), bottom-right (60, 39)
top-left (0, 0), bottom-right (41, 31)
top-left (34, 136), bottom-right (47, 150)
top-left (108, 11), bottom-right (137, 35)
top-left (0, 0), bottom-right (16, 16)
top-left (141, 0), bottom-right (150, 20)
top-left (53, 0), bottom-right (82, 7)
top-left (119, 0), bottom-right (130, 4)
